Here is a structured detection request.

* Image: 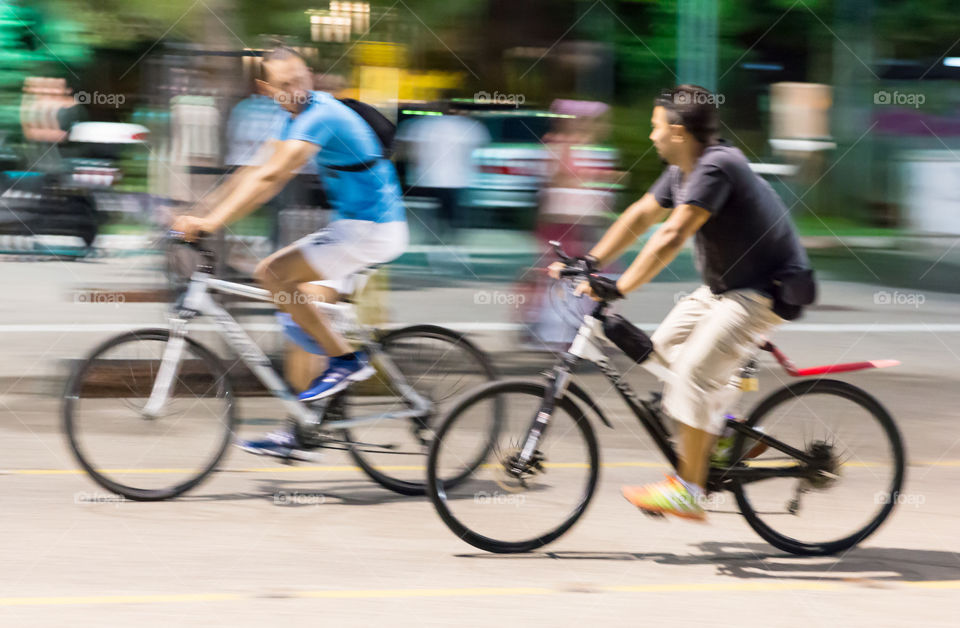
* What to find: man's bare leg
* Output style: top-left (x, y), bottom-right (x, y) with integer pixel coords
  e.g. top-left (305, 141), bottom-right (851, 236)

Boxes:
top-left (237, 247), bottom-right (370, 459)
top-left (254, 245), bottom-right (352, 356)
top-left (620, 418), bottom-right (713, 520)
top-left (676, 421), bottom-right (716, 489)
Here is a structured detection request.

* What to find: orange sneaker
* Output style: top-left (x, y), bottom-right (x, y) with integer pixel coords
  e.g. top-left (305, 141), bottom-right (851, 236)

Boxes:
top-left (622, 476), bottom-right (707, 522)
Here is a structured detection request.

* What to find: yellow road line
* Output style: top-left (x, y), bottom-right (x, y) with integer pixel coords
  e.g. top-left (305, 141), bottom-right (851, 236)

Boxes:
top-left (0, 593), bottom-right (243, 607)
top-left (903, 580), bottom-right (960, 589)
top-left (3, 580), bottom-right (960, 607)
top-left (6, 462), bottom-right (666, 476)
top-left (4, 458), bottom-right (958, 476)
top-left (295, 586), bottom-right (553, 600)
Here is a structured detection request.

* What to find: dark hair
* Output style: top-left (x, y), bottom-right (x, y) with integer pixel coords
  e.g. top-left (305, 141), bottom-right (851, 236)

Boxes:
top-left (654, 84), bottom-right (719, 144)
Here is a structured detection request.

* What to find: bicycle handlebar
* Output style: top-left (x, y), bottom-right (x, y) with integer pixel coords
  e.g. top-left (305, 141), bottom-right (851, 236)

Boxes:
top-left (548, 240), bottom-right (618, 310)
top-left (168, 230), bottom-right (216, 273)
top-left (549, 240), bottom-right (591, 278)
top-left (549, 240), bottom-right (574, 264)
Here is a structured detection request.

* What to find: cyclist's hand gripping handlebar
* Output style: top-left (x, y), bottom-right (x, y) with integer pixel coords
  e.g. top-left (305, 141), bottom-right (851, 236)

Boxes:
top-left (548, 240), bottom-right (599, 279)
top-left (547, 240), bottom-right (623, 302)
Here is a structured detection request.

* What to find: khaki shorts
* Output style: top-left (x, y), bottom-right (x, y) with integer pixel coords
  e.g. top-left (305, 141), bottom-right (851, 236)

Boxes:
top-left (652, 285), bottom-right (783, 435)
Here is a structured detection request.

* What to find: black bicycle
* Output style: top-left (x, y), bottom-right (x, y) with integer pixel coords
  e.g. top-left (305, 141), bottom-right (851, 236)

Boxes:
top-left (426, 243), bottom-right (905, 555)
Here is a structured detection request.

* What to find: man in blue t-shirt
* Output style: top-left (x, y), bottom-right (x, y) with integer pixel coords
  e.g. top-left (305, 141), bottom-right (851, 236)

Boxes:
top-left (173, 47), bottom-right (408, 459)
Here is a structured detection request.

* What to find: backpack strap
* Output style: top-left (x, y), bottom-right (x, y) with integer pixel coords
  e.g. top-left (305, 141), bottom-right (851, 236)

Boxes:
top-left (324, 158), bottom-right (381, 173)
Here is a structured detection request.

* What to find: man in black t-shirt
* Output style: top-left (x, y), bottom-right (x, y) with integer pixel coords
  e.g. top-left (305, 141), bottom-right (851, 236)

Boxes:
top-left (549, 84), bottom-right (813, 521)
top-left (648, 139), bottom-right (810, 296)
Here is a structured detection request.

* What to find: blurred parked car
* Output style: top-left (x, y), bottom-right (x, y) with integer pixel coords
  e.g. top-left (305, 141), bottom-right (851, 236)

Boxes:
top-left (464, 109), bottom-right (620, 229)
top-left (0, 122), bottom-right (149, 251)
top-left (0, 172), bottom-right (101, 248)
top-left (62, 122), bottom-right (152, 217)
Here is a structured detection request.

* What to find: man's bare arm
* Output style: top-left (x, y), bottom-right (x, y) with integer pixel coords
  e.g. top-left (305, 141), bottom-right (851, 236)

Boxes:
top-left (615, 203), bottom-right (710, 295)
top-left (191, 166), bottom-right (253, 215)
top-left (186, 140), bottom-right (284, 216)
top-left (171, 139), bottom-right (317, 239)
top-left (205, 139), bottom-right (317, 228)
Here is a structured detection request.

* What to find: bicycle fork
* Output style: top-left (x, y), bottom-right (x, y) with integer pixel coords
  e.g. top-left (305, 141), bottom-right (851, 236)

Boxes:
top-left (513, 317), bottom-right (599, 472)
top-left (142, 318), bottom-right (188, 419)
top-left (143, 275), bottom-right (210, 419)
top-left (513, 356), bottom-right (578, 473)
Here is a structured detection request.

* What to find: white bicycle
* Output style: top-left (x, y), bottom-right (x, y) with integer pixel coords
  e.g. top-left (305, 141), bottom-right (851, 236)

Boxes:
top-left (63, 233), bottom-right (497, 500)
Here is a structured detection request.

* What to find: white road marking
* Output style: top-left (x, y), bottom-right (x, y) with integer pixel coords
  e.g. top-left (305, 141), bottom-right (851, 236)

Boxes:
top-left (2, 322), bottom-right (960, 333)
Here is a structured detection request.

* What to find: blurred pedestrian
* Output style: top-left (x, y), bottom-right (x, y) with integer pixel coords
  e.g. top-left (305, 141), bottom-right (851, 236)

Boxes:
top-left (526, 99), bottom-right (618, 348)
top-left (537, 99), bottom-right (616, 256)
top-left (224, 82), bottom-right (321, 248)
top-left (19, 77), bottom-right (84, 172)
top-left (396, 103), bottom-right (490, 243)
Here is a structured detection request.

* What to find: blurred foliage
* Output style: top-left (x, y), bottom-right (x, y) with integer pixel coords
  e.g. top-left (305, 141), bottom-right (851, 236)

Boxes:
top-left (5, 0), bottom-right (958, 220)
top-left (609, 0), bottom-right (839, 204)
top-left (874, 0), bottom-right (960, 59)
top-left (0, 1), bottom-right (87, 135)
top-left (604, 0), bottom-right (677, 205)
top-left (41, 0), bottom-right (204, 47)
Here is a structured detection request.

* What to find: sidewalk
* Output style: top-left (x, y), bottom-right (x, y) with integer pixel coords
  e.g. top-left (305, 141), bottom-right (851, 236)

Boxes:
top-left (73, 228), bottom-right (960, 287)
top-left (11, 223), bottom-right (956, 291)
top-left (3, 251), bottom-right (960, 395)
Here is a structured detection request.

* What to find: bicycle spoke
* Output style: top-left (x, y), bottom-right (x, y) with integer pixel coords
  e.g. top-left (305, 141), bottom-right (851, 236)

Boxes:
top-left (64, 331), bottom-right (234, 500)
top-left (734, 380), bottom-right (904, 554)
top-left (429, 382), bottom-right (599, 553)
top-left (345, 328), bottom-right (495, 495)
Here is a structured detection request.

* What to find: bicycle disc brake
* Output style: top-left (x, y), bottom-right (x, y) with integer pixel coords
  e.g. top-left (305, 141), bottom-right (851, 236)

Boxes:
top-left (495, 447), bottom-right (546, 493)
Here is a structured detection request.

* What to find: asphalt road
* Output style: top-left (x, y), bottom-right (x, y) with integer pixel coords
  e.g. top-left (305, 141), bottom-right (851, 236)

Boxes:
top-left (1, 256), bottom-right (960, 626)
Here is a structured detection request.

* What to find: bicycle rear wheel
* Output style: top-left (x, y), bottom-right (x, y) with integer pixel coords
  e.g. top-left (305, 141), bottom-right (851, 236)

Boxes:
top-left (63, 329), bottom-right (236, 501)
top-left (343, 325), bottom-right (497, 495)
top-left (731, 379), bottom-right (905, 555)
top-left (427, 380), bottom-right (599, 554)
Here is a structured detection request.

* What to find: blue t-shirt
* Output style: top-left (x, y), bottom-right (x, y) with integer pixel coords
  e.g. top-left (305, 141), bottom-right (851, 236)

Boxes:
top-left (279, 91), bottom-right (405, 223)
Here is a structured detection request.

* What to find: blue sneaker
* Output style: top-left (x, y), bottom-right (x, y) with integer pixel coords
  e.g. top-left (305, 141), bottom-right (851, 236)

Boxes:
top-left (236, 426), bottom-right (322, 462)
top-left (298, 352), bottom-right (375, 403)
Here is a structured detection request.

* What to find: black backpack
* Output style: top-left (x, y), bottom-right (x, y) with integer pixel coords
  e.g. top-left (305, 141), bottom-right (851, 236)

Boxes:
top-left (328, 98), bottom-right (396, 172)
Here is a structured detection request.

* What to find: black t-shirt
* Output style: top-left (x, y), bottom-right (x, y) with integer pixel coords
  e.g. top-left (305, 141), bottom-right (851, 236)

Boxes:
top-left (648, 142), bottom-right (810, 295)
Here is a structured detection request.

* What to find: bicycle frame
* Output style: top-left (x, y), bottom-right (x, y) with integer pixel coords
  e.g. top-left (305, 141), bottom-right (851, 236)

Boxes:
top-left (518, 302), bottom-right (819, 489)
top-left (142, 270), bottom-right (431, 433)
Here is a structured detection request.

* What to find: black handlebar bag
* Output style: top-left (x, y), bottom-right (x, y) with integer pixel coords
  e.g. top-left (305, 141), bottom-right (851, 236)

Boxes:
top-left (602, 314), bottom-right (654, 364)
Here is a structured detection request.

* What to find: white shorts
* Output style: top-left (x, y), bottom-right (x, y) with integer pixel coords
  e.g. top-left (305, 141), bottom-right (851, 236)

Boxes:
top-left (296, 219), bottom-right (408, 293)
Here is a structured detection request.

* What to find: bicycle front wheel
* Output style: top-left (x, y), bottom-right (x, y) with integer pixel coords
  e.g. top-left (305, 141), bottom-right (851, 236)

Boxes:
top-left (427, 380), bottom-right (599, 554)
top-left (732, 379), bottom-right (905, 555)
top-left (63, 329), bottom-right (236, 501)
